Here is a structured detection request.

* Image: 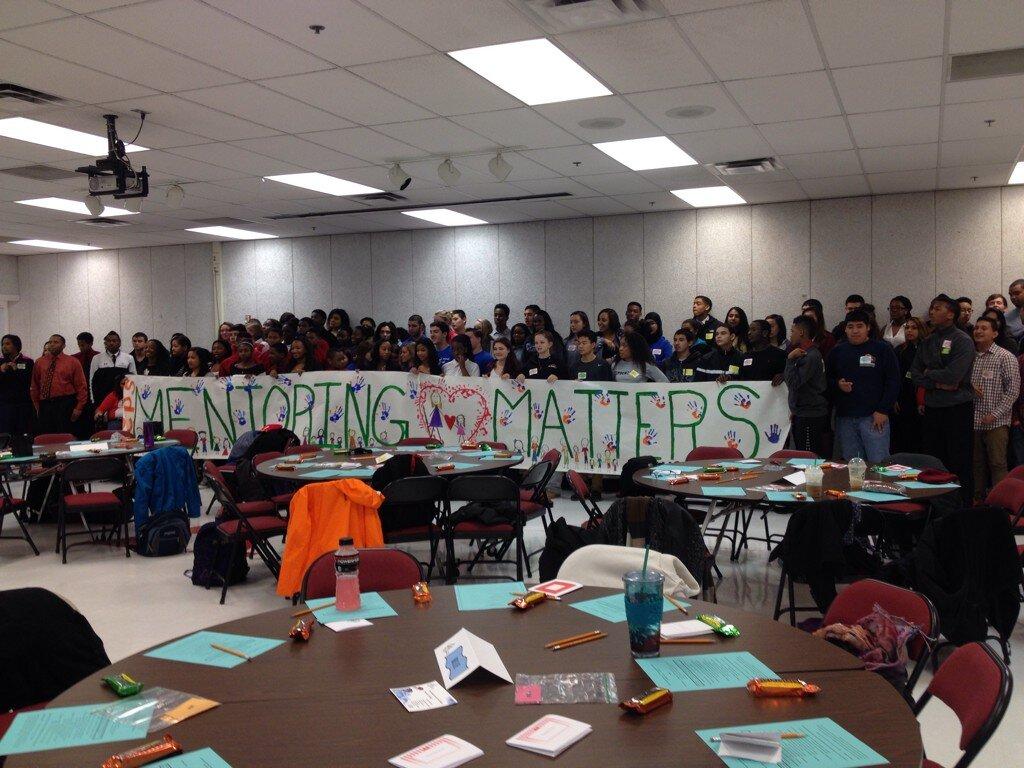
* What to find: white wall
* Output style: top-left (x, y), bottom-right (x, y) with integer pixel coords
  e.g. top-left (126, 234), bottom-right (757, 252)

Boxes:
top-left (9, 186), bottom-right (1024, 355)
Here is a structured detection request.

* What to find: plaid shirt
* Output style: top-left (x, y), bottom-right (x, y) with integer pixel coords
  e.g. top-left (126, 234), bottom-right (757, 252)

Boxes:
top-left (971, 343), bottom-right (1020, 429)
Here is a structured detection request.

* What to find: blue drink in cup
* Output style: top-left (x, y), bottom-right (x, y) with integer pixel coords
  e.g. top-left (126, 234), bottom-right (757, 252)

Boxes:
top-left (623, 569), bottom-right (665, 658)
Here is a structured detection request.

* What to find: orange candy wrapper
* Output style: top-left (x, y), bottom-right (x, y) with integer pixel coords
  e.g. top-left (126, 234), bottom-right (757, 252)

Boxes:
top-left (619, 687), bottom-right (672, 715)
top-left (509, 591), bottom-right (546, 610)
top-left (289, 617), bottom-right (314, 641)
top-left (412, 582), bottom-right (432, 603)
top-left (746, 678), bottom-right (821, 698)
top-left (102, 734), bottom-right (181, 768)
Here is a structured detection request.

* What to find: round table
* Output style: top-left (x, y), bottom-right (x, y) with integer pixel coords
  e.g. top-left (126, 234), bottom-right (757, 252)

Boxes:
top-left (8, 588), bottom-right (923, 767)
top-left (255, 447), bottom-right (524, 483)
top-left (0, 437), bottom-right (182, 468)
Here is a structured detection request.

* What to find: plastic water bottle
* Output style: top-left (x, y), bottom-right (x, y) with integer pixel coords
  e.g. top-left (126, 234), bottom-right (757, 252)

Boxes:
top-left (334, 538), bottom-right (361, 611)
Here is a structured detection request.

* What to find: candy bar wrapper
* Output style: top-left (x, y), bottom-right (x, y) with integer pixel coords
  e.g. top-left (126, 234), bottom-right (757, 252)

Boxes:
top-left (696, 613), bottom-right (740, 637)
top-left (289, 617), bottom-right (314, 641)
top-left (412, 581), bottom-right (432, 603)
top-left (747, 678), bottom-right (821, 698)
top-left (509, 591), bottom-right (546, 610)
top-left (619, 687), bottom-right (672, 715)
top-left (435, 462), bottom-right (456, 471)
top-left (103, 673), bottom-right (143, 697)
top-left (101, 734), bottom-right (181, 768)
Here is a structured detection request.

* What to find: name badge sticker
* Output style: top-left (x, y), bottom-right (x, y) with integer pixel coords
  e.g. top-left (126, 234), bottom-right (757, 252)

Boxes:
top-left (859, 354), bottom-right (875, 367)
top-left (684, 368), bottom-right (694, 378)
top-left (577, 372), bottom-right (586, 380)
top-left (743, 358), bottom-right (753, 367)
top-left (728, 365), bottom-right (740, 374)
top-left (529, 368), bottom-right (538, 375)
top-left (629, 369), bottom-right (640, 379)
top-left (705, 332), bottom-right (714, 340)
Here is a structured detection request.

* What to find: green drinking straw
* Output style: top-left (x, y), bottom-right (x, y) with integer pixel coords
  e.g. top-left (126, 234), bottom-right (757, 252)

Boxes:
top-left (641, 542), bottom-right (651, 576)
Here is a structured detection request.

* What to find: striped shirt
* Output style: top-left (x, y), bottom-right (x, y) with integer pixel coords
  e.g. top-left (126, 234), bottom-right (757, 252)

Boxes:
top-left (970, 343), bottom-right (1020, 429)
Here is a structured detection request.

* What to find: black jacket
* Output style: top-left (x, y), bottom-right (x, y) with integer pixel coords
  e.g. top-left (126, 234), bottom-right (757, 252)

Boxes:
top-left (695, 347), bottom-right (743, 381)
top-left (0, 354), bottom-right (33, 405)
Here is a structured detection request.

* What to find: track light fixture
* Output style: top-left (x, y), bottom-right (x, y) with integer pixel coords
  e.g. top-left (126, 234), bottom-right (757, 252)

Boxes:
top-left (165, 183), bottom-right (185, 209)
top-left (437, 158), bottom-right (461, 186)
top-left (488, 151), bottom-right (512, 181)
top-left (388, 162), bottom-right (412, 190)
top-left (83, 194), bottom-right (103, 216)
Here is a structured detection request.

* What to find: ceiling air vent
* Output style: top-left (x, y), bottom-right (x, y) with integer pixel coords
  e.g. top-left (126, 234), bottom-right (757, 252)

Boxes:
top-left (950, 47), bottom-right (1024, 82)
top-left (0, 164), bottom-right (79, 181)
top-left (714, 157), bottom-right (783, 176)
top-left (0, 83), bottom-right (68, 106)
top-left (515, 0), bottom-right (661, 33)
top-left (77, 218), bottom-right (131, 228)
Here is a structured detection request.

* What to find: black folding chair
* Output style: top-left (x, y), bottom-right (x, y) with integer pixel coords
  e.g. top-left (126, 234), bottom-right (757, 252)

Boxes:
top-left (381, 475), bottom-right (448, 581)
top-left (57, 456), bottom-right (130, 563)
top-left (444, 475), bottom-right (525, 583)
top-left (0, 470), bottom-right (38, 555)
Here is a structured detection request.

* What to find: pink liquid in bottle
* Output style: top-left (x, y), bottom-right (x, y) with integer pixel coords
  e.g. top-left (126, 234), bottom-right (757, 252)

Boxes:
top-left (334, 537), bottom-right (361, 611)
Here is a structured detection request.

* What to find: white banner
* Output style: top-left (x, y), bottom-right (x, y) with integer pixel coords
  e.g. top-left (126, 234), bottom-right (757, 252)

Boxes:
top-left (123, 372), bottom-right (790, 475)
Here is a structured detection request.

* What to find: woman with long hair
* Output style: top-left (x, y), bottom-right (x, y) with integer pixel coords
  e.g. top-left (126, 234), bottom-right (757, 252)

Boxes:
top-left (209, 339), bottom-right (230, 376)
top-left (289, 338), bottom-right (319, 373)
top-left (327, 308), bottom-right (351, 341)
top-left (369, 338), bottom-right (400, 372)
top-left (510, 323), bottom-right (531, 364)
top-left (725, 306), bottom-right (749, 352)
top-left (883, 296), bottom-right (912, 347)
top-left (891, 316), bottom-right (927, 453)
top-left (800, 301), bottom-right (836, 359)
top-left (596, 307), bottom-right (621, 361)
top-left (413, 339), bottom-right (442, 375)
top-left (140, 339), bottom-right (172, 376)
top-left (764, 314), bottom-right (789, 351)
top-left (612, 331), bottom-right (667, 383)
top-left (563, 310), bottom-right (590, 369)
top-left (169, 334), bottom-right (191, 376)
top-left (488, 337), bottom-right (523, 381)
top-left (184, 347), bottom-right (212, 377)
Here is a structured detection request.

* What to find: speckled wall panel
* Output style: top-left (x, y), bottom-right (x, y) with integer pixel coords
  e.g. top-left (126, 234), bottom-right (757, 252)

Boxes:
top-left (117, 247), bottom-right (153, 345)
top-left (331, 233), bottom-right (372, 321)
top-left (371, 230), bottom-right (414, 323)
top-left (544, 218), bottom-right (593, 327)
top-left (499, 221), bottom-right (545, 322)
top-left (58, 252), bottom-right (91, 345)
top-left (872, 193), bottom-right (936, 316)
top-left (752, 202), bottom-right (810, 320)
top-left (252, 238), bottom-right (293, 320)
top-left (594, 214), bottom-right (643, 320)
top-left (935, 188), bottom-right (1001, 308)
top-left (643, 210), bottom-right (696, 329)
top-left (0, 255), bottom-right (19, 295)
top-left (810, 197), bottom-right (872, 321)
top-left (290, 236), bottom-right (331, 317)
top-left (151, 246), bottom-right (186, 342)
top-left (454, 226), bottom-right (499, 323)
top-left (220, 241), bottom-right (258, 324)
top-left (88, 250), bottom-right (120, 338)
top-left (1002, 186), bottom-right (1024, 288)
top-left (696, 206), bottom-right (752, 317)
top-left (413, 228), bottom-right (456, 319)
top-left (25, 254), bottom-right (58, 355)
top-left (183, 244), bottom-right (215, 342)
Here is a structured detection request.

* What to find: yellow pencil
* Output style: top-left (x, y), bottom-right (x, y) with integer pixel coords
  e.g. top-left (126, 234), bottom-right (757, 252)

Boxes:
top-left (210, 642), bottom-right (252, 662)
top-left (665, 594), bottom-right (689, 614)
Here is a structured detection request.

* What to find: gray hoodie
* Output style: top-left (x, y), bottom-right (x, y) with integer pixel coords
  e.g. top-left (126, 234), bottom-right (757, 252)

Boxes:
top-left (783, 345), bottom-right (828, 417)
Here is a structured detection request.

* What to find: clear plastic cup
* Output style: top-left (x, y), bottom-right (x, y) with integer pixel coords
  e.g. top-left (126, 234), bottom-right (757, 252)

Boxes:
top-left (848, 457), bottom-right (866, 490)
top-left (623, 570), bottom-right (665, 658)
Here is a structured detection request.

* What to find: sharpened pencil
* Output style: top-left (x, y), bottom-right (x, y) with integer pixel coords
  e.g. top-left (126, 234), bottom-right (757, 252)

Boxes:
top-left (545, 629), bottom-right (601, 649)
top-left (665, 594), bottom-right (689, 614)
top-left (210, 642), bottom-right (252, 662)
top-left (550, 632), bottom-right (607, 651)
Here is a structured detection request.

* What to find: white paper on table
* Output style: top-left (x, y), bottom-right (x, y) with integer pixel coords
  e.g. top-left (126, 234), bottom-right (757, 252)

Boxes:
top-left (434, 627), bottom-right (512, 689)
top-left (783, 471), bottom-right (806, 485)
top-left (390, 681), bottom-right (457, 712)
top-left (388, 734), bottom-right (483, 768)
top-left (506, 714), bottom-right (592, 757)
top-left (736, 459), bottom-right (762, 465)
top-left (376, 452), bottom-right (394, 464)
top-left (717, 732), bottom-right (783, 763)
top-left (661, 619), bottom-right (715, 638)
top-left (529, 579), bottom-right (583, 598)
top-left (325, 618), bottom-right (372, 633)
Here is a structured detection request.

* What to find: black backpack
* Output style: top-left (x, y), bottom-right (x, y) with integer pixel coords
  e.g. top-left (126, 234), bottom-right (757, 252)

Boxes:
top-left (136, 511), bottom-right (191, 556)
top-left (188, 521), bottom-right (249, 587)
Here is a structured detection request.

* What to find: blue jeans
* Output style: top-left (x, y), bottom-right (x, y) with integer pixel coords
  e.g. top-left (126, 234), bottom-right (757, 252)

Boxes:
top-left (836, 415), bottom-right (890, 464)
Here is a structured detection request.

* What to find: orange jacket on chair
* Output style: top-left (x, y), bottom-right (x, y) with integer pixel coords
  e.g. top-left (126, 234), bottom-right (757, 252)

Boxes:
top-left (276, 479), bottom-right (385, 597)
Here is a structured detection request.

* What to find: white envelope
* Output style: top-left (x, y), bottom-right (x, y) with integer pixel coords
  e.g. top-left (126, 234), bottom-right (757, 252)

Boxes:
top-left (717, 732), bottom-right (783, 764)
top-left (783, 471), bottom-right (806, 485)
top-left (434, 628), bottom-right (512, 689)
top-left (661, 619), bottom-right (715, 638)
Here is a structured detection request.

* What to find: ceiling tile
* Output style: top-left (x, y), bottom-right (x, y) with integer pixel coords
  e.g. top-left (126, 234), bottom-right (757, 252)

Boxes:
top-left (832, 58), bottom-right (942, 114)
top-left (1, 16), bottom-right (240, 91)
top-left (132, 150), bottom-right (247, 183)
top-left (661, 0), bottom-right (763, 12)
top-left (940, 135), bottom-right (1024, 167)
top-left (509, 176), bottom-right (601, 198)
top-left (520, 144), bottom-right (629, 176)
top-left (937, 164), bottom-right (1015, 188)
top-left (639, 165), bottom-right (723, 189)
top-left (165, 143), bottom-right (300, 176)
top-left (848, 107), bottom-right (940, 148)
top-left (299, 127), bottom-right (423, 164)
top-left (614, 191), bottom-right (692, 212)
top-left (859, 143), bottom-right (938, 173)
top-left (759, 116), bottom-right (852, 154)
top-left (678, 0), bottom-right (822, 80)
top-left (211, 176), bottom-right (340, 202)
top-left (178, 83), bottom-right (352, 134)
top-left (204, 0), bottom-right (433, 66)
top-left (949, 0), bottom-right (1024, 54)
top-left (357, 0), bottom-right (542, 50)
top-left (102, 94), bottom-right (280, 142)
top-left (228, 135), bottom-right (362, 171)
top-left (25, 105), bottom-right (210, 151)
top-left (0, 0), bottom-right (71, 31)
top-left (572, 172), bottom-right (661, 196)
top-left (725, 71), bottom-right (840, 124)
top-left (866, 169), bottom-right (937, 194)
top-left (671, 126), bottom-right (772, 163)
top-left (809, 0), bottom-right (945, 67)
top-left (374, 118), bottom-right (495, 156)
top-left (799, 174), bottom-right (870, 198)
top-left (945, 74), bottom-right (1024, 105)
top-left (625, 84), bottom-right (750, 134)
top-left (726, 179), bottom-right (807, 203)
top-left (534, 96), bottom-right (662, 143)
top-left (780, 150), bottom-right (862, 179)
top-left (559, 196), bottom-right (636, 216)
top-left (555, 19), bottom-right (711, 93)
top-left (90, 0), bottom-right (330, 79)
top-left (941, 98), bottom-right (1024, 141)
top-left (449, 109), bottom-right (579, 150)
top-left (258, 69), bottom-right (433, 125)
top-left (349, 55), bottom-right (519, 116)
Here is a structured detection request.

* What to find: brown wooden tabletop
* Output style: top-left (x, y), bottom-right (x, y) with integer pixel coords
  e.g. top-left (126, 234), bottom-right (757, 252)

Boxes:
top-left (8, 587), bottom-right (923, 767)
top-left (256, 447), bottom-right (524, 483)
top-left (0, 438), bottom-right (181, 469)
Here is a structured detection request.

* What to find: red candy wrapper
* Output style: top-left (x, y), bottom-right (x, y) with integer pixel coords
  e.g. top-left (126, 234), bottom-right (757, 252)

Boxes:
top-left (412, 582), bottom-right (432, 603)
top-left (289, 617), bottom-right (314, 641)
top-left (102, 734), bottom-right (182, 768)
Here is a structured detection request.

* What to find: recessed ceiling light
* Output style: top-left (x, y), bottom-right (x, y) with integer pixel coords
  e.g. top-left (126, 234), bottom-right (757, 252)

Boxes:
top-left (1010, 161), bottom-right (1024, 185)
top-left (449, 38), bottom-right (610, 106)
top-left (593, 136), bottom-right (697, 171)
top-left (185, 226), bottom-right (276, 240)
top-left (0, 117), bottom-right (147, 155)
top-left (401, 209), bottom-right (486, 227)
top-left (15, 197), bottom-right (137, 217)
top-left (665, 105), bottom-right (716, 119)
top-left (263, 172), bottom-right (382, 196)
top-left (671, 186), bottom-right (746, 207)
top-left (9, 239), bottom-right (100, 251)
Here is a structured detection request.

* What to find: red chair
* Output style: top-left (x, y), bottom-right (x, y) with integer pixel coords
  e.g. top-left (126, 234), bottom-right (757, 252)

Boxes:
top-left (398, 437), bottom-right (436, 446)
top-left (252, 451), bottom-right (293, 512)
top-left (57, 456), bottom-right (130, 563)
top-left (768, 449), bottom-right (817, 461)
top-left (445, 474), bottom-right (525, 583)
top-left (35, 432), bottom-right (75, 445)
top-left (165, 428), bottom-right (199, 452)
top-left (285, 444), bottom-right (320, 456)
top-left (984, 477), bottom-right (1024, 532)
top-left (686, 446), bottom-right (743, 461)
top-left (1006, 465), bottom-right (1024, 483)
top-left (822, 579), bottom-right (939, 699)
top-left (518, 460), bottom-right (555, 522)
top-left (299, 547), bottom-right (424, 601)
top-left (913, 642), bottom-right (1012, 768)
top-left (566, 469), bottom-right (602, 528)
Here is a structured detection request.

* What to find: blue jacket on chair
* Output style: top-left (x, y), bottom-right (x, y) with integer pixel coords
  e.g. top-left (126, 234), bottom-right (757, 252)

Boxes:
top-left (133, 445), bottom-right (201, 530)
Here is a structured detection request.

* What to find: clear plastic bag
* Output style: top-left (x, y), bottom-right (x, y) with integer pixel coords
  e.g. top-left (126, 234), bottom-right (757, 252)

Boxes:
top-left (91, 686), bottom-right (219, 733)
top-left (514, 673), bottom-right (617, 704)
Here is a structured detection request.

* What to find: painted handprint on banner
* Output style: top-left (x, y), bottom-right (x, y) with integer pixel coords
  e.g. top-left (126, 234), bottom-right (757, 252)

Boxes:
top-left (597, 392), bottom-right (611, 407)
top-left (234, 409), bottom-right (247, 426)
top-left (140, 385), bottom-right (152, 400)
top-left (407, 381), bottom-right (418, 400)
top-left (379, 403), bottom-right (391, 421)
top-left (650, 393), bottom-right (666, 409)
top-left (172, 398), bottom-right (183, 416)
top-left (351, 375), bottom-right (366, 393)
top-left (602, 433), bottom-right (617, 453)
top-left (561, 406), bottom-right (576, 424)
top-left (733, 392), bottom-right (752, 410)
top-left (531, 402), bottom-right (543, 420)
top-left (277, 405), bottom-right (288, 422)
top-left (499, 409), bottom-right (512, 427)
top-left (304, 393), bottom-right (315, 409)
top-left (642, 427), bottom-right (658, 446)
top-left (190, 379), bottom-right (205, 396)
top-left (764, 424), bottom-right (781, 444)
top-left (329, 405), bottom-right (343, 423)
top-left (724, 430), bottom-right (741, 450)
top-left (686, 399), bottom-right (703, 419)
top-left (222, 379), bottom-right (234, 393)
top-left (277, 375), bottom-right (292, 387)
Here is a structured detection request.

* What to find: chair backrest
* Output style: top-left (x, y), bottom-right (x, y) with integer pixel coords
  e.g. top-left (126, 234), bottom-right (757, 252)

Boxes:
top-left (541, 447), bottom-right (562, 467)
top-left (62, 455), bottom-right (127, 485)
top-left (204, 461), bottom-right (237, 506)
top-left (885, 452), bottom-right (948, 471)
top-left (299, 547), bottom-right (424, 601)
top-left (686, 446), bottom-right (743, 461)
top-left (398, 437), bottom-right (435, 446)
top-left (823, 579), bottom-right (938, 661)
top-left (383, 475), bottom-right (448, 504)
top-left (90, 430), bottom-right (116, 441)
top-left (769, 449), bottom-right (817, 460)
top-left (520, 460), bottom-right (553, 491)
top-left (983, 478), bottom-right (1024, 519)
top-left (566, 469), bottom-right (589, 500)
top-left (478, 441), bottom-right (507, 450)
top-left (164, 428), bottom-right (198, 450)
top-left (914, 642), bottom-right (1012, 768)
top-left (448, 474), bottom-right (519, 503)
top-left (35, 433), bottom-right (75, 445)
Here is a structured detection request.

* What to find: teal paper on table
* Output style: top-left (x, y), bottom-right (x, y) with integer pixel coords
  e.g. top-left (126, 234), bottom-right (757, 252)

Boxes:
top-left (695, 717), bottom-right (889, 768)
top-left (0, 703), bottom-right (150, 755)
top-left (636, 651), bottom-right (774, 692)
top-left (150, 748), bottom-right (234, 768)
top-left (847, 491), bottom-right (907, 503)
top-left (653, 465), bottom-right (701, 473)
top-left (786, 458), bottom-right (821, 467)
top-left (458, 450), bottom-right (492, 457)
top-left (144, 630), bottom-right (284, 668)
top-left (307, 591), bottom-right (398, 622)
top-left (876, 467), bottom-right (919, 477)
top-left (719, 460), bottom-right (756, 468)
top-left (701, 486), bottom-right (748, 497)
top-left (897, 481), bottom-right (959, 490)
top-left (570, 593), bottom-right (684, 623)
top-left (765, 491), bottom-right (811, 503)
top-left (455, 581), bottom-right (527, 611)
top-left (303, 467), bottom-right (376, 479)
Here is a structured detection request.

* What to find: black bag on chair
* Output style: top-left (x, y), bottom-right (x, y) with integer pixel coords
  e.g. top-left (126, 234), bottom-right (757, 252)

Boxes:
top-left (136, 511), bottom-right (190, 556)
top-left (188, 521), bottom-right (249, 586)
top-left (538, 516), bottom-right (607, 581)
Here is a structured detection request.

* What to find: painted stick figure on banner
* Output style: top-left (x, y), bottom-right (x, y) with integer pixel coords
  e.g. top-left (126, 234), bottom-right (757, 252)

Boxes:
top-left (427, 391), bottom-right (443, 440)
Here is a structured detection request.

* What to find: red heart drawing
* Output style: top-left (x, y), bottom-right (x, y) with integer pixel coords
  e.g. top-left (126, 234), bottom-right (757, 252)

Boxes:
top-left (415, 380), bottom-right (491, 441)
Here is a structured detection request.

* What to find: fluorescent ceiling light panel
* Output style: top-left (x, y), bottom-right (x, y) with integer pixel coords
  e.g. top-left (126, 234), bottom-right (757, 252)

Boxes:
top-left (0, 117), bottom-right (147, 155)
top-left (593, 136), bottom-right (697, 171)
top-left (671, 186), bottom-right (746, 207)
top-left (9, 239), bottom-right (100, 251)
top-left (1010, 161), bottom-right (1024, 185)
top-left (186, 226), bottom-right (276, 240)
top-left (401, 208), bottom-right (487, 227)
top-left (264, 172), bottom-right (382, 196)
top-left (16, 197), bottom-right (137, 217)
top-left (449, 38), bottom-right (611, 105)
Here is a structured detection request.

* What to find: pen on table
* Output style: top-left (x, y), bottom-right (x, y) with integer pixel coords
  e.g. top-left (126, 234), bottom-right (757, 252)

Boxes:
top-left (711, 733), bottom-right (805, 741)
top-left (210, 642), bottom-right (252, 662)
top-left (292, 607), bottom-right (313, 618)
top-left (545, 630), bottom-right (603, 649)
top-left (664, 594), bottom-right (688, 614)
top-left (550, 632), bottom-right (607, 651)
